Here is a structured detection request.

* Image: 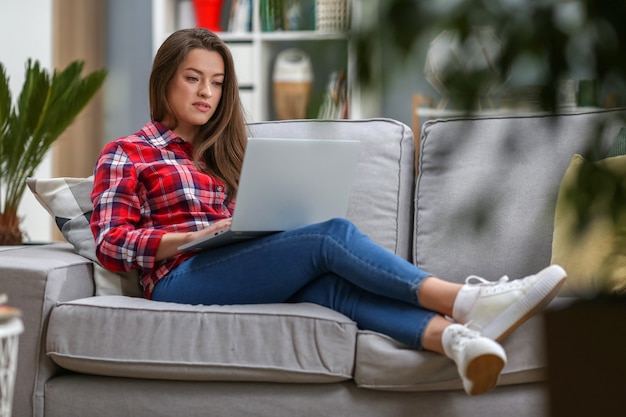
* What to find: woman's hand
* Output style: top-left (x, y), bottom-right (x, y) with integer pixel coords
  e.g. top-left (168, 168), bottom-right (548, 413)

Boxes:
top-left (155, 218), bottom-right (233, 261)
top-left (190, 218), bottom-right (233, 240)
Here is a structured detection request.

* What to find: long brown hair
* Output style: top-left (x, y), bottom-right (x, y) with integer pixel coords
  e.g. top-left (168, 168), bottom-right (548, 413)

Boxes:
top-left (149, 28), bottom-right (247, 197)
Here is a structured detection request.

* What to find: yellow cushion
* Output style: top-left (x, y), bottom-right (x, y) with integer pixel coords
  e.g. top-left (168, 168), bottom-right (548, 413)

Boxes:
top-left (551, 154), bottom-right (626, 296)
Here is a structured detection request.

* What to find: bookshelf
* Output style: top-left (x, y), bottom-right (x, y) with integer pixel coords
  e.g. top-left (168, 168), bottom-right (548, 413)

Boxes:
top-left (152, 0), bottom-right (358, 122)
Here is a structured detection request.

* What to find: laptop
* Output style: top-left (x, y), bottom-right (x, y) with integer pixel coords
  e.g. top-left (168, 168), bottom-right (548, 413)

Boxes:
top-left (178, 137), bottom-right (361, 251)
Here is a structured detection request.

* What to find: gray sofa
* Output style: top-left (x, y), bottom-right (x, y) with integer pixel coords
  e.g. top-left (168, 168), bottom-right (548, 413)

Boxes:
top-left (3, 111), bottom-right (625, 417)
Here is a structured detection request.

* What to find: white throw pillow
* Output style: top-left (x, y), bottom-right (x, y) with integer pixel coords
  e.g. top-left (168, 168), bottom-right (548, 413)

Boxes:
top-left (27, 176), bottom-right (143, 297)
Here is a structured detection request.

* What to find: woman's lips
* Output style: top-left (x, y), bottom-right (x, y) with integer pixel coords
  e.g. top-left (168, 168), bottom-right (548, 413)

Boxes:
top-left (193, 102), bottom-right (211, 112)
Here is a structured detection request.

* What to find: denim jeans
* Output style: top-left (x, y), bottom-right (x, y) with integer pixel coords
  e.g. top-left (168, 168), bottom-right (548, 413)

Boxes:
top-left (152, 218), bottom-right (437, 349)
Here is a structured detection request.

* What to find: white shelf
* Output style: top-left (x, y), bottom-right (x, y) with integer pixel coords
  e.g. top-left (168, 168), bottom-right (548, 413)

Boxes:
top-left (257, 31), bottom-right (348, 41)
top-left (152, 0), bottom-right (357, 122)
top-left (216, 32), bottom-right (255, 42)
top-left (221, 31), bottom-right (348, 41)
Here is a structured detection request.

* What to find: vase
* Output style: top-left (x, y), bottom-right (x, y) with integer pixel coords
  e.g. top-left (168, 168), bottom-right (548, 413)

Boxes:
top-left (192, 0), bottom-right (225, 32)
top-left (272, 49), bottom-right (313, 120)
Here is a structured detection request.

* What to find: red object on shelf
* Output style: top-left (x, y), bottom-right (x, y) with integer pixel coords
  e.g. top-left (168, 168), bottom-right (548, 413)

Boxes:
top-left (192, 0), bottom-right (225, 32)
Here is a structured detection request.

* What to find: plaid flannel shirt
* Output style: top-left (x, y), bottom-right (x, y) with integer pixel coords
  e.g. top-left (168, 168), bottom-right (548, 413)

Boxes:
top-left (90, 121), bottom-right (234, 297)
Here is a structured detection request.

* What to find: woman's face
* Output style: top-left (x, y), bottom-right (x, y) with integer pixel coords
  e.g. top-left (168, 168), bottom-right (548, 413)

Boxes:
top-left (164, 48), bottom-right (225, 140)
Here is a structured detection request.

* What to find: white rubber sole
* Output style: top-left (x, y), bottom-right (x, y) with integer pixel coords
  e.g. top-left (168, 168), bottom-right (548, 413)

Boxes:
top-left (481, 265), bottom-right (567, 343)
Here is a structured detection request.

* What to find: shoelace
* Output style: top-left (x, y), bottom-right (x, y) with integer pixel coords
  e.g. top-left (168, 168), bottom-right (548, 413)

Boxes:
top-left (447, 325), bottom-right (483, 353)
top-left (464, 274), bottom-right (533, 295)
top-left (465, 275), bottom-right (510, 286)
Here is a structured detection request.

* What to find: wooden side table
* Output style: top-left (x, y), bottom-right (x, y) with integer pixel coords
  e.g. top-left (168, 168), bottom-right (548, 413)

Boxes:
top-left (412, 94), bottom-right (435, 137)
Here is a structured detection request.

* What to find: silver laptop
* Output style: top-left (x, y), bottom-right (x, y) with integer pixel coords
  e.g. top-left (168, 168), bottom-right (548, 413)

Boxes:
top-left (178, 137), bottom-right (361, 251)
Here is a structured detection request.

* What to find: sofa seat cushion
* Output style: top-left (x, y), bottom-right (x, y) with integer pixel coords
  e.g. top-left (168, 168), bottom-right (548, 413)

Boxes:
top-left (47, 296), bottom-right (357, 383)
top-left (352, 298), bottom-right (572, 391)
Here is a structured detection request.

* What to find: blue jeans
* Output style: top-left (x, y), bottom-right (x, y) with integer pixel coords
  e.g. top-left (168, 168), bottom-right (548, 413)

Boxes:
top-left (152, 218), bottom-right (436, 349)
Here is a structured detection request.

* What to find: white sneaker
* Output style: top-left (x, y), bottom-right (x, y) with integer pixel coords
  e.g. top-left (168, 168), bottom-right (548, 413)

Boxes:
top-left (442, 324), bottom-right (507, 396)
top-left (453, 265), bottom-right (567, 342)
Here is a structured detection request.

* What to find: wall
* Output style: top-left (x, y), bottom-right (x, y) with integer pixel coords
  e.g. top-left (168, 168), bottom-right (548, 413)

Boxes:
top-left (104, 0), bottom-right (153, 143)
top-left (380, 32), bottom-right (439, 129)
top-left (0, 0), bottom-right (152, 243)
top-left (0, 0), bottom-right (53, 243)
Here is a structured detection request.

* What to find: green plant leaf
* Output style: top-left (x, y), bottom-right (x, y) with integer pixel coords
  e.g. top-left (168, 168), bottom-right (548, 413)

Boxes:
top-left (16, 60), bottom-right (50, 139)
top-left (0, 59), bottom-right (107, 228)
top-left (0, 64), bottom-right (10, 130)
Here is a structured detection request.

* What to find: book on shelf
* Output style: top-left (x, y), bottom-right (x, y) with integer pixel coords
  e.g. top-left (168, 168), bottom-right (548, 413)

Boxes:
top-left (219, 0), bottom-right (234, 31)
top-left (227, 0), bottom-right (253, 33)
top-left (191, 0), bottom-right (317, 34)
top-left (318, 70), bottom-right (349, 119)
top-left (261, 0), bottom-right (315, 32)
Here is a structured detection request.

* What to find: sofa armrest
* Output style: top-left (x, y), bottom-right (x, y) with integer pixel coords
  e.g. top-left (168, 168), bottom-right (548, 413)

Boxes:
top-left (0, 243), bottom-right (94, 417)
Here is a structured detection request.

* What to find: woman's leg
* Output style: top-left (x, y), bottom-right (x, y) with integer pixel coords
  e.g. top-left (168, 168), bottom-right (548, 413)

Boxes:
top-left (288, 274), bottom-right (506, 396)
top-left (153, 218), bottom-right (437, 308)
top-left (288, 273), bottom-right (438, 349)
top-left (153, 217), bottom-right (565, 352)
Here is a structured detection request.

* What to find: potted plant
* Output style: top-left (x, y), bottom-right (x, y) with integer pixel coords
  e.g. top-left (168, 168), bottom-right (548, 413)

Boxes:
top-left (0, 59), bottom-right (106, 245)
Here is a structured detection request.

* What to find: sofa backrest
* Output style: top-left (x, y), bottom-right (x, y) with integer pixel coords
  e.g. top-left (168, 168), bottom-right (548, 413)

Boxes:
top-left (414, 108), bottom-right (626, 283)
top-left (247, 118), bottom-right (415, 260)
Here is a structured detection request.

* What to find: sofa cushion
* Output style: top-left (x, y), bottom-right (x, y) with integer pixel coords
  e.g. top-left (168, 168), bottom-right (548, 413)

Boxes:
top-left (47, 296), bottom-right (357, 383)
top-left (414, 109), bottom-right (626, 283)
top-left (248, 118), bottom-right (415, 260)
top-left (26, 176), bottom-right (143, 297)
top-left (551, 154), bottom-right (626, 295)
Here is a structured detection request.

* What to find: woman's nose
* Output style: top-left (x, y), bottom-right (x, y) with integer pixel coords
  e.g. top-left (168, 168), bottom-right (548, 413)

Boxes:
top-left (199, 82), bottom-right (212, 98)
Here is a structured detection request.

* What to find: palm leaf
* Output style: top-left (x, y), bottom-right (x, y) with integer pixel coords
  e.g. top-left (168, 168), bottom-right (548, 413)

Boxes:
top-left (0, 64), bottom-right (11, 213)
top-left (0, 64), bottom-right (10, 130)
top-left (0, 59), bottom-right (107, 231)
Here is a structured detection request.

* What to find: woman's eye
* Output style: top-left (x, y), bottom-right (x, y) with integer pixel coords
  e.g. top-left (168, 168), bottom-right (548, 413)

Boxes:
top-left (186, 76), bottom-right (198, 82)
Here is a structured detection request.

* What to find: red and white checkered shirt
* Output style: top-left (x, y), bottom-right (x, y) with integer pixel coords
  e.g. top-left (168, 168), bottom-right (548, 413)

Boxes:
top-left (90, 121), bottom-right (234, 298)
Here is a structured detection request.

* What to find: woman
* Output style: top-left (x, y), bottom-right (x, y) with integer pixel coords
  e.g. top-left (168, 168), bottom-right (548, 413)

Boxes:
top-left (91, 28), bottom-right (566, 396)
